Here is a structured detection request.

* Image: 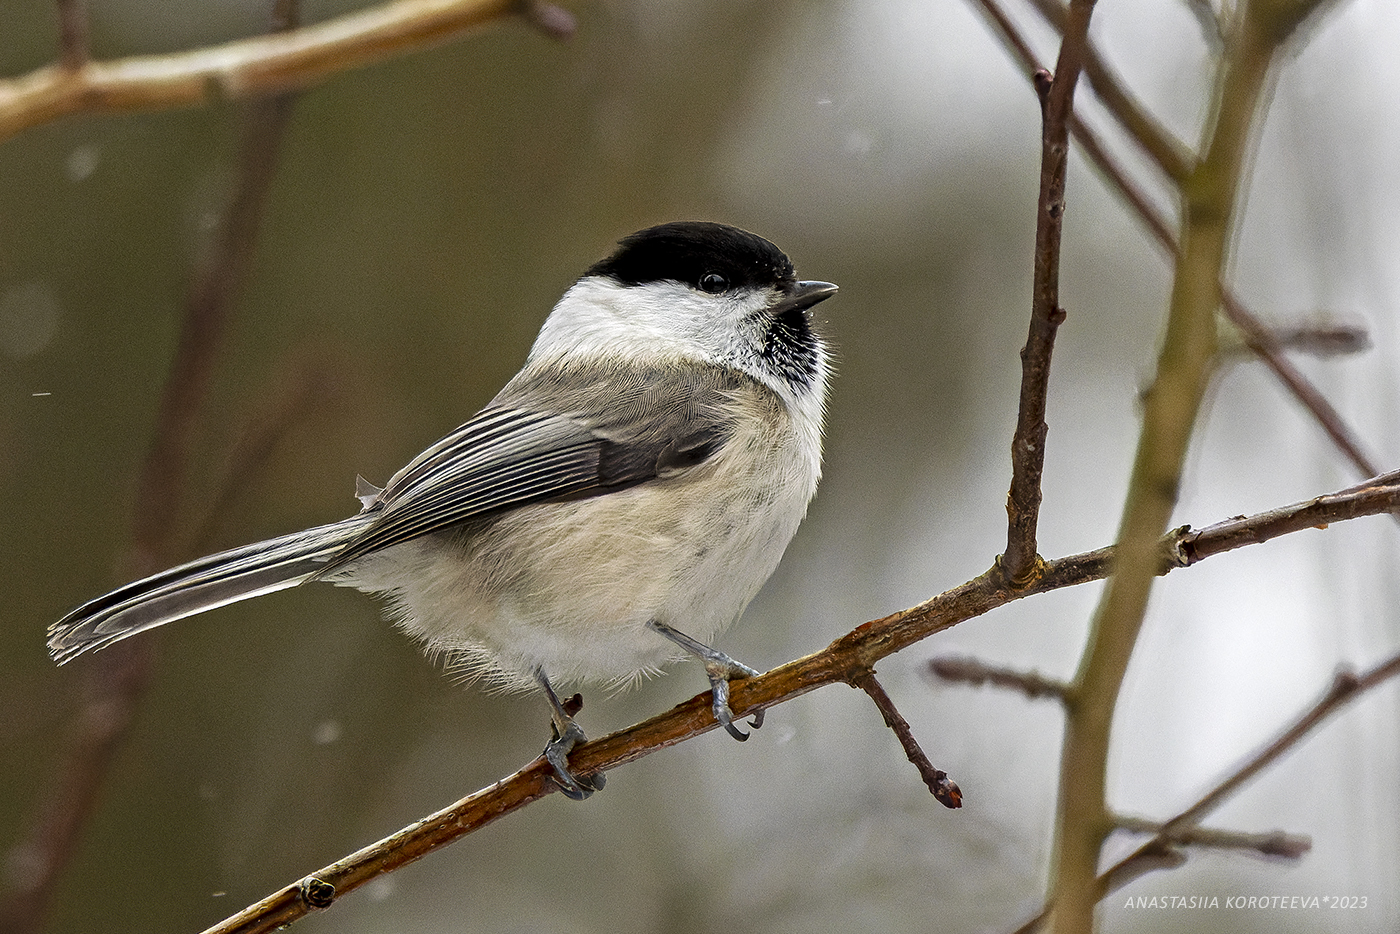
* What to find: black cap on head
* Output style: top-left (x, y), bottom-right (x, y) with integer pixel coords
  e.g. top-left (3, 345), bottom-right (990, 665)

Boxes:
top-left (586, 222), bottom-right (797, 292)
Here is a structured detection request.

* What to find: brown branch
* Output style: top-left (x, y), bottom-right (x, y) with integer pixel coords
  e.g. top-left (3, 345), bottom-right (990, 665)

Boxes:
top-left (1220, 292), bottom-right (1382, 477)
top-left (972, 0), bottom-right (1383, 488)
top-left (1113, 815), bottom-right (1311, 859)
top-left (1022, 0), bottom-right (1194, 182)
top-left (0, 0), bottom-right (534, 145)
top-left (850, 669), bottom-right (962, 808)
top-left (54, 0), bottom-right (90, 70)
top-left (927, 655), bottom-right (1069, 702)
top-left (0, 14), bottom-right (303, 934)
top-left (200, 471), bottom-right (1400, 934)
top-left (1001, 0), bottom-right (1098, 588)
top-left (1012, 650), bottom-right (1400, 933)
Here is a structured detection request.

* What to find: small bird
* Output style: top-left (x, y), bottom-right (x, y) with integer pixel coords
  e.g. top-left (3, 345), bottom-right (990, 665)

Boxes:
top-left (48, 221), bottom-right (836, 798)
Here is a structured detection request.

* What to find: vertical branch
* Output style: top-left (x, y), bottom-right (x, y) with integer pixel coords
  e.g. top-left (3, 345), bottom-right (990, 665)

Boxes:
top-left (1, 8), bottom-right (301, 934)
top-left (55, 0), bottom-right (91, 70)
top-left (1001, 0), bottom-right (1098, 587)
top-left (1047, 3), bottom-right (1333, 933)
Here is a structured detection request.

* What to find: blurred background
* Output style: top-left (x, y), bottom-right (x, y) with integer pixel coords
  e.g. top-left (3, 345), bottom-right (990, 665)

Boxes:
top-left (2, 0), bottom-right (1398, 931)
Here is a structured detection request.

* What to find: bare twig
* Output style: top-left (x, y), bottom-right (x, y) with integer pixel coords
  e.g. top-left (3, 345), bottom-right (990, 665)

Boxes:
top-left (54, 0), bottom-right (90, 70)
top-left (1220, 317), bottom-right (1370, 360)
top-left (1021, 0), bottom-right (1194, 182)
top-left (1013, 650), bottom-right (1400, 933)
top-left (0, 0), bottom-right (533, 145)
top-left (850, 669), bottom-right (963, 808)
top-left (200, 472), bottom-right (1400, 934)
top-left (1220, 292), bottom-right (1381, 476)
top-left (1113, 815), bottom-right (1311, 859)
top-left (927, 655), bottom-right (1069, 702)
top-left (1001, 0), bottom-right (1098, 588)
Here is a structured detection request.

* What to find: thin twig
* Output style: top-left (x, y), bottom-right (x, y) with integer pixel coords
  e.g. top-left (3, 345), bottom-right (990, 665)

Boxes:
top-left (1001, 0), bottom-right (1098, 588)
top-left (1012, 650), bottom-right (1400, 933)
top-left (1221, 292), bottom-right (1381, 476)
top-left (927, 655), bottom-right (1069, 702)
top-left (1021, 0), bottom-right (1194, 182)
top-left (1113, 815), bottom-right (1311, 859)
top-left (0, 0), bottom-right (529, 144)
top-left (54, 0), bottom-right (90, 70)
top-left (200, 471), bottom-right (1400, 934)
top-left (850, 669), bottom-right (962, 808)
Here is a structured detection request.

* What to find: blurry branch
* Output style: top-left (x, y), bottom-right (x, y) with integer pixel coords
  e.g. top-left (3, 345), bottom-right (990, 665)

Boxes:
top-left (54, 0), bottom-right (91, 70)
top-left (1012, 651), bottom-right (1400, 933)
top-left (1219, 315), bottom-right (1371, 360)
top-left (1220, 292), bottom-right (1382, 476)
top-left (1000, 0), bottom-right (1095, 588)
top-left (185, 348), bottom-right (345, 556)
top-left (1112, 816), bottom-right (1311, 859)
top-left (970, 0), bottom-right (1384, 484)
top-left (130, 100), bottom-right (299, 575)
top-left (0, 0), bottom-right (576, 145)
top-left (1021, 0), bottom-right (1193, 182)
top-left (1049, 2), bottom-right (1342, 933)
top-left (202, 472), bottom-right (1400, 934)
top-left (0, 8), bottom-right (303, 934)
top-left (851, 669), bottom-right (963, 808)
top-left (927, 655), bottom-right (1069, 702)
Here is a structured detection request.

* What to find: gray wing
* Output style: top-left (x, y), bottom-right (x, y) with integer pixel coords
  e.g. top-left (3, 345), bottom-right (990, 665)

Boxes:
top-left (320, 365), bottom-right (741, 573)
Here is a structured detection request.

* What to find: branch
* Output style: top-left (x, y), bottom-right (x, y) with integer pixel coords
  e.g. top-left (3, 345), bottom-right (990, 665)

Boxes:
top-left (1050, 3), bottom-right (1334, 930)
top-left (850, 669), bottom-right (963, 808)
top-left (1012, 650), bottom-right (1400, 933)
top-left (927, 655), bottom-right (1069, 702)
top-left (1001, 0), bottom-right (1097, 587)
top-left (0, 0), bottom-right (535, 145)
top-left (0, 12), bottom-right (303, 933)
top-left (1112, 815), bottom-right (1311, 860)
top-left (201, 472), bottom-right (1400, 934)
top-left (1021, 0), bottom-right (1194, 182)
top-left (54, 0), bottom-right (90, 70)
top-left (969, 0), bottom-right (1384, 486)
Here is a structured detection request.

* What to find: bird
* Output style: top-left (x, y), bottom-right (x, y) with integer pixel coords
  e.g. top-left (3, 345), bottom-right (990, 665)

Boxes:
top-left (48, 220), bottom-right (836, 798)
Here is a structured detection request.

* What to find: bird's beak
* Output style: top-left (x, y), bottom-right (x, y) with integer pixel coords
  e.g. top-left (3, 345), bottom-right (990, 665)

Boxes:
top-left (773, 280), bottom-right (839, 317)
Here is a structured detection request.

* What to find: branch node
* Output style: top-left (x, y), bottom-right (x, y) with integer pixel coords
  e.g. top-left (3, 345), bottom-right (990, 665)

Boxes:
top-left (1033, 68), bottom-right (1054, 105)
top-left (299, 876), bottom-right (336, 910)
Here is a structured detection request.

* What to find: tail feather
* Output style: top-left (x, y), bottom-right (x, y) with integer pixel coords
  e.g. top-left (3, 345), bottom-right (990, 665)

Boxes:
top-left (48, 517), bottom-right (370, 665)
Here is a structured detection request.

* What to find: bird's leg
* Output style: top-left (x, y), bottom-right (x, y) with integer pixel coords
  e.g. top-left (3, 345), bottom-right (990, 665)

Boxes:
top-left (647, 620), bottom-right (765, 740)
top-left (535, 669), bottom-right (605, 799)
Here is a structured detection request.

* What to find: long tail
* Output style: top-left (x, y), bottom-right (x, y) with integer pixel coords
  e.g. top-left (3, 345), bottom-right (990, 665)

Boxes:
top-left (47, 515), bottom-right (373, 665)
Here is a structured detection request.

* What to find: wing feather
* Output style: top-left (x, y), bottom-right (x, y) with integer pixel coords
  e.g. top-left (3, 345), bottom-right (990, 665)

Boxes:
top-left (320, 364), bottom-right (748, 573)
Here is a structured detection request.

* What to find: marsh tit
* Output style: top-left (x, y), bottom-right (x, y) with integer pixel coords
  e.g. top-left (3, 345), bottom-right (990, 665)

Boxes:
top-left (48, 221), bottom-right (836, 798)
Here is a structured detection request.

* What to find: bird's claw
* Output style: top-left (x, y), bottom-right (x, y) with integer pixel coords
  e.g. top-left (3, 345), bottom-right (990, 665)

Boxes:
top-left (704, 656), bottom-right (764, 741)
top-left (543, 717), bottom-right (605, 800)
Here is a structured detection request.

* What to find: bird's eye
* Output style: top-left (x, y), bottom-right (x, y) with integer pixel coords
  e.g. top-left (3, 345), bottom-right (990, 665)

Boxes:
top-left (698, 273), bottom-right (729, 294)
